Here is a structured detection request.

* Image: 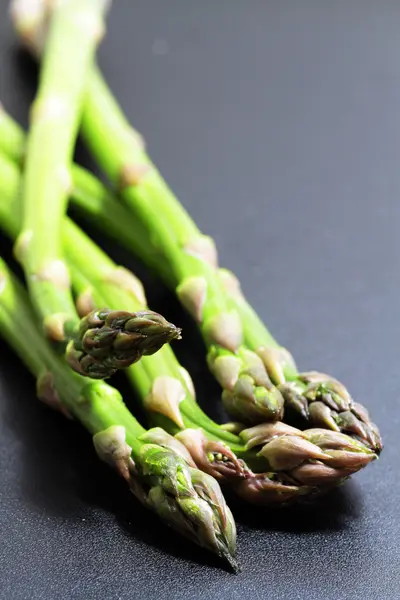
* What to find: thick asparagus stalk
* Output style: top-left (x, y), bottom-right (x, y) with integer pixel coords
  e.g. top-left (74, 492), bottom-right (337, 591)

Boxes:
top-left (67, 166), bottom-right (381, 453)
top-left (0, 150), bottom-right (253, 473)
top-left (9, 0), bottom-right (179, 379)
top-left (0, 105), bottom-right (181, 377)
top-left (15, 0), bottom-right (104, 365)
top-left (48, 55), bottom-right (379, 447)
top-left (0, 256), bottom-right (238, 570)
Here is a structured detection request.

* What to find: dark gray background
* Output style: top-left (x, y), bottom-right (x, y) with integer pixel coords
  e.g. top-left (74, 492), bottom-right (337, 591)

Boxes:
top-left (0, 1), bottom-right (399, 598)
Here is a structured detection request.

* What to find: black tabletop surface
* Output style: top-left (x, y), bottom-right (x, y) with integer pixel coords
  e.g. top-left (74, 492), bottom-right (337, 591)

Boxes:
top-left (0, 1), bottom-right (399, 598)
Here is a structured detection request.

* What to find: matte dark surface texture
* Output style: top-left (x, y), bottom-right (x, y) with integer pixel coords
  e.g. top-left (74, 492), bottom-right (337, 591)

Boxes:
top-left (0, 1), bottom-right (399, 598)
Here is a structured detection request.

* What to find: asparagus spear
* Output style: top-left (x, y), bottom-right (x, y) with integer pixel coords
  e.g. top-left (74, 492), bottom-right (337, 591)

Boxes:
top-left (0, 255), bottom-right (238, 570)
top-left (18, 12), bottom-right (376, 447)
top-left (14, 0), bottom-right (104, 369)
top-left (9, 0), bottom-right (181, 379)
top-left (217, 268), bottom-right (382, 451)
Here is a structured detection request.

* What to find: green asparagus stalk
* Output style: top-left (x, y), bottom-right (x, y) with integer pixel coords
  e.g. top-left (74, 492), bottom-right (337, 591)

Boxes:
top-left (0, 150), bottom-right (256, 484)
top-left (39, 37), bottom-right (378, 447)
top-left (14, 0), bottom-right (105, 368)
top-left (0, 255), bottom-right (238, 570)
top-left (65, 163), bottom-right (381, 454)
top-left (9, 0), bottom-right (182, 379)
top-left (0, 150), bottom-right (377, 502)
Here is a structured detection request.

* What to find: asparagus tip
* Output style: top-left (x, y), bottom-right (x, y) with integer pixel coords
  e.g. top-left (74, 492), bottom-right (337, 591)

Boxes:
top-left (223, 551), bottom-right (241, 574)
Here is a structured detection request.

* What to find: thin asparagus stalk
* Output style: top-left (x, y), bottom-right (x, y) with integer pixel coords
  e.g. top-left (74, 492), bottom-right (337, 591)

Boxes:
top-left (0, 150), bottom-right (377, 502)
top-left (0, 255), bottom-right (238, 570)
top-left (16, 0), bottom-right (107, 322)
top-left (0, 102), bottom-right (25, 163)
top-left (9, 1), bottom-right (181, 379)
top-left (0, 98), bottom-right (382, 451)
top-left (66, 60), bottom-right (382, 447)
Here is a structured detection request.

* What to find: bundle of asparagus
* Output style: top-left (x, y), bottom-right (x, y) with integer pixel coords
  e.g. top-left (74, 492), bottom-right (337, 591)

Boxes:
top-left (0, 151), bottom-right (377, 502)
top-left (10, 0), bottom-right (381, 450)
top-left (0, 0), bottom-right (382, 572)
